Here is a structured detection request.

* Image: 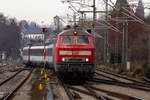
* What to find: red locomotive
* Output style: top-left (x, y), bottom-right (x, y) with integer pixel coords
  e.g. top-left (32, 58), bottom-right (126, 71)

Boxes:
top-left (22, 29), bottom-right (95, 78)
top-left (54, 29), bottom-right (95, 77)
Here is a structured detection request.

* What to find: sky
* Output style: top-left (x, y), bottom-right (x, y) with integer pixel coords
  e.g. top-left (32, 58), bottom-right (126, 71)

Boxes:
top-left (0, 0), bottom-right (68, 25)
top-left (0, 0), bottom-right (149, 25)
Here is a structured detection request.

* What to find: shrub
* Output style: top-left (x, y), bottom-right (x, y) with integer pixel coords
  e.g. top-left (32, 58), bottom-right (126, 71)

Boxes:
top-left (144, 67), bottom-right (150, 78)
top-left (134, 68), bottom-right (142, 75)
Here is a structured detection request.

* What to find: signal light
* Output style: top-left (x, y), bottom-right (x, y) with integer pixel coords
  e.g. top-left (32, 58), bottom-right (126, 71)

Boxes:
top-left (42, 28), bottom-right (48, 32)
top-left (73, 31), bottom-right (77, 35)
top-left (107, 43), bottom-right (111, 48)
top-left (87, 29), bottom-right (91, 34)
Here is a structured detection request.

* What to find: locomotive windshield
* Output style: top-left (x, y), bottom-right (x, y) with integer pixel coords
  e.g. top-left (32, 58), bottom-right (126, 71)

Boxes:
top-left (77, 36), bottom-right (89, 44)
top-left (61, 36), bottom-right (90, 45)
top-left (61, 36), bottom-right (74, 44)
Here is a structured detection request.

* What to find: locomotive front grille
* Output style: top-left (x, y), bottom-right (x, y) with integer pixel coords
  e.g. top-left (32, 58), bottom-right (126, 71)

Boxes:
top-left (65, 58), bottom-right (85, 62)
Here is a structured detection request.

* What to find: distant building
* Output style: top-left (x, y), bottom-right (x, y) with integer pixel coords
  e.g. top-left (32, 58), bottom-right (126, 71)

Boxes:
top-left (111, 0), bottom-right (133, 20)
top-left (115, 0), bottom-right (129, 10)
top-left (135, 0), bottom-right (144, 19)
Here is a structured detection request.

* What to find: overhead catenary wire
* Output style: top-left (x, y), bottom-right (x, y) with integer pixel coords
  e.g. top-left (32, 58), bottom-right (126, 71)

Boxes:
top-left (62, 0), bottom-right (150, 40)
top-left (122, 7), bottom-right (145, 24)
top-left (103, 0), bottom-right (147, 26)
top-left (95, 21), bottom-right (122, 33)
top-left (64, 0), bottom-right (150, 32)
top-left (68, 4), bottom-right (81, 17)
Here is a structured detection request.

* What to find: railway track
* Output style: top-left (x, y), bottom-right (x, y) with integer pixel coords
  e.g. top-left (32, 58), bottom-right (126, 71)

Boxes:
top-left (60, 79), bottom-right (141, 99)
top-left (15, 68), bottom-right (148, 100)
top-left (50, 68), bottom-right (149, 100)
top-left (63, 83), bottom-right (145, 100)
top-left (0, 67), bottom-right (27, 73)
top-left (0, 68), bottom-right (33, 100)
top-left (85, 85), bottom-right (144, 100)
top-left (61, 83), bottom-right (111, 100)
top-left (0, 69), bottom-right (23, 86)
top-left (83, 85), bottom-right (110, 100)
top-left (68, 85), bottom-right (110, 100)
top-left (96, 68), bottom-right (150, 86)
top-left (61, 82), bottom-right (75, 100)
top-left (89, 78), bottom-right (150, 92)
top-left (0, 64), bottom-right (7, 68)
top-left (0, 64), bottom-right (26, 74)
top-left (143, 77), bottom-right (150, 83)
top-left (94, 68), bottom-right (150, 93)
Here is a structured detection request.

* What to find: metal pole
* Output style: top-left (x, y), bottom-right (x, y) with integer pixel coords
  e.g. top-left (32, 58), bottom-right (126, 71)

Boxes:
top-left (28, 44), bottom-right (31, 65)
top-left (149, 33), bottom-right (150, 68)
top-left (73, 13), bottom-right (76, 27)
top-left (81, 12), bottom-right (84, 27)
top-left (122, 20), bottom-right (128, 71)
top-left (104, 32), bottom-right (107, 63)
top-left (125, 20), bottom-right (128, 67)
top-left (93, 0), bottom-right (96, 29)
top-left (93, 0), bottom-right (96, 62)
top-left (84, 13), bottom-right (86, 23)
top-left (104, 0), bottom-right (108, 64)
top-left (122, 21), bottom-right (125, 71)
top-left (57, 17), bottom-right (60, 34)
top-left (43, 32), bottom-right (46, 68)
top-left (125, 20), bottom-right (128, 69)
top-left (91, 0), bottom-right (96, 66)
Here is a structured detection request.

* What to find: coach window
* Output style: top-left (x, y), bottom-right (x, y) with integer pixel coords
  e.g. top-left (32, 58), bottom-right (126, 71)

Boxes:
top-left (61, 36), bottom-right (74, 44)
top-left (31, 49), bottom-right (43, 56)
top-left (48, 48), bottom-right (52, 56)
top-left (23, 50), bottom-right (28, 55)
top-left (77, 36), bottom-right (90, 44)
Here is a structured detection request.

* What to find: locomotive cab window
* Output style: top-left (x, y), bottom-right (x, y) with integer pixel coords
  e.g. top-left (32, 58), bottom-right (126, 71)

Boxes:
top-left (61, 36), bottom-right (74, 44)
top-left (77, 36), bottom-right (90, 45)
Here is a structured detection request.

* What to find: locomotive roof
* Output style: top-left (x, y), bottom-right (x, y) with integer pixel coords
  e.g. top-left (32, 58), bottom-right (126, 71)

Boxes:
top-left (59, 29), bottom-right (91, 36)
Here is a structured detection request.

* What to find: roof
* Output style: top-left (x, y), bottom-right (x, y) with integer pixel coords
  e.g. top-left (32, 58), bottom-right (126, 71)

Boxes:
top-left (59, 29), bottom-right (91, 36)
top-left (23, 44), bottom-right (53, 50)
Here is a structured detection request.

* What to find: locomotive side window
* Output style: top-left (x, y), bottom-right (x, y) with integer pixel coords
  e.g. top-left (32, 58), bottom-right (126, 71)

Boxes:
top-left (77, 36), bottom-right (90, 44)
top-left (61, 36), bottom-right (74, 44)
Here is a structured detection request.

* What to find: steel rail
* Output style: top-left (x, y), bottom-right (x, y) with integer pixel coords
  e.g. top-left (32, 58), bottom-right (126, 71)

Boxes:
top-left (95, 71), bottom-right (150, 88)
top-left (96, 68), bottom-right (150, 85)
top-left (95, 71), bottom-right (120, 82)
top-left (62, 83), bottom-right (75, 100)
top-left (68, 85), bottom-right (113, 100)
top-left (1, 69), bottom-right (33, 100)
top-left (143, 77), bottom-right (150, 83)
top-left (83, 85), bottom-right (107, 100)
top-left (88, 78), bottom-right (150, 92)
top-left (0, 69), bottom-right (24, 86)
top-left (88, 85), bottom-right (144, 100)
top-left (56, 73), bottom-right (75, 100)
top-left (0, 68), bottom-right (26, 73)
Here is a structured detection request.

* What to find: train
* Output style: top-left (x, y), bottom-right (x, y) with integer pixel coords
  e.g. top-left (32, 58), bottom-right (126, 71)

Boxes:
top-left (22, 29), bottom-right (95, 78)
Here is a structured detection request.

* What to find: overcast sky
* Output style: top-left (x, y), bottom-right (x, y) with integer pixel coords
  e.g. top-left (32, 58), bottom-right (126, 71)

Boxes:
top-left (0, 0), bottom-right (68, 25)
top-left (0, 0), bottom-right (149, 25)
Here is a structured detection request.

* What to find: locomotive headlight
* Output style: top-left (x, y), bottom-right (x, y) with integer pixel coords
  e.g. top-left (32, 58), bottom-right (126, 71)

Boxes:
top-left (85, 58), bottom-right (89, 62)
top-left (62, 58), bottom-right (65, 62)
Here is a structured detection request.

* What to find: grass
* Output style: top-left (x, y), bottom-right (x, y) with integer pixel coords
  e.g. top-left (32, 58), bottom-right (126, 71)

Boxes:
top-left (97, 60), bottom-right (150, 79)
